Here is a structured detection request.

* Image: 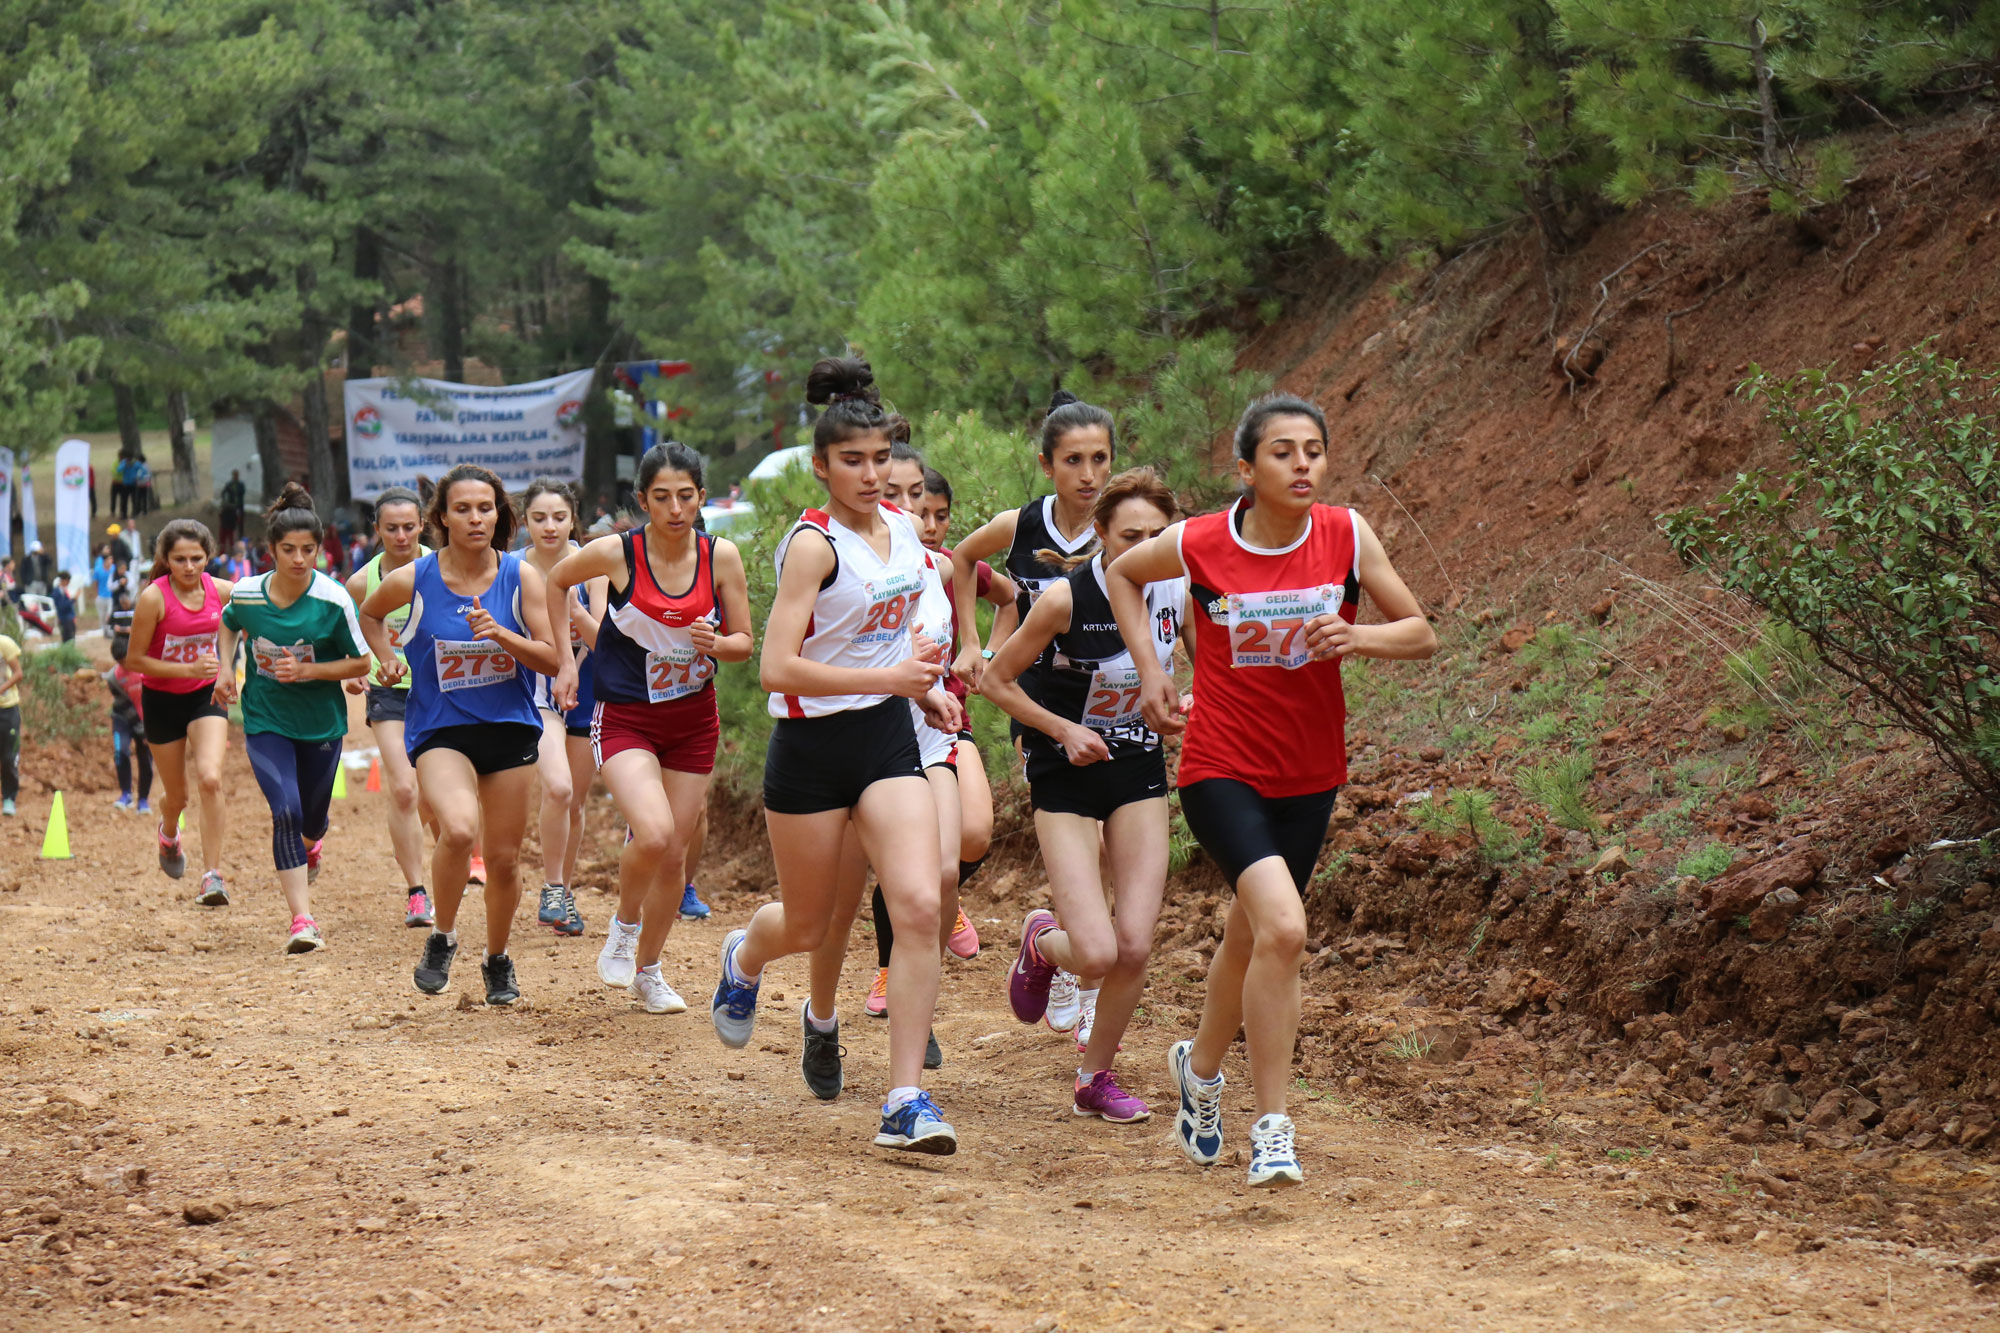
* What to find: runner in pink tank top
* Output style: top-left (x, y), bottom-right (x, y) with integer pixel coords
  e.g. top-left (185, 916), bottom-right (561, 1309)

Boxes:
top-left (143, 571), bottom-right (223, 694)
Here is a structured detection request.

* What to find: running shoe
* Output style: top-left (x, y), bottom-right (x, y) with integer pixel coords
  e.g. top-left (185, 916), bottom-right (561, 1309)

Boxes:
top-left (135, 798), bottom-right (150, 815)
top-left (405, 888), bottom-right (434, 928)
top-left (557, 887), bottom-right (585, 938)
top-left (285, 915), bottom-right (325, 955)
top-left (537, 883), bottom-right (567, 928)
top-left (947, 908), bottom-right (979, 959)
top-left (467, 855), bottom-right (486, 886)
top-left (1169, 1040), bottom-right (1225, 1166)
top-left (196, 870), bottom-right (229, 907)
top-left (710, 928), bottom-right (760, 1049)
top-left (597, 916), bottom-right (641, 987)
top-left (678, 883), bottom-right (711, 921)
top-left (0, 798), bottom-right (12, 817)
top-left (1074, 1069), bottom-right (1151, 1123)
top-left (157, 821), bottom-right (186, 879)
top-left (800, 1002), bottom-right (843, 1101)
top-left (864, 966), bottom-right (889, 1018)
top-left (304, 838), bottom-right (325, 885)
top-left (925, 1029), bottom-right (943, 1071)
top-left (414, 931), bottom-right (458, 995)
top-left (631, 965), bottom-right (687, 1014)
top-left (1008, 909), bottom-right (1058, 1024)
top-left (482, 954), bottom-right (520, 1006)
top-left (1046, 969), bottom-right (1081, 1033)
top-left (1073, 990), bottom-right (1120, 1053)
top-left (1247, 1113), bottom-right (1304, 1188)
top-left (873, 1091), bottom-right (957, 1155)
top-left (113, 793), bottom-right (134, 812)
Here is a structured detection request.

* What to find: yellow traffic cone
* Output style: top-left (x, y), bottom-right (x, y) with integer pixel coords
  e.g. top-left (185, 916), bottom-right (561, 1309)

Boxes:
top-left (41, 792), bottom-right (71, 859)
top-left (332, 763), bottom-right (347, 800)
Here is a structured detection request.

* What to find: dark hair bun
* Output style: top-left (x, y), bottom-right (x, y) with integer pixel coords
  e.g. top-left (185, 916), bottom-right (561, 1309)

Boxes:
top-left (885, 412), bottom-right (912, 446)
top-left (268, 481), bottom-right (316, 520)
top-left (1047, 388), bottom-right (1081, 414)
top-left (805, 357), bottom-right (878, 407)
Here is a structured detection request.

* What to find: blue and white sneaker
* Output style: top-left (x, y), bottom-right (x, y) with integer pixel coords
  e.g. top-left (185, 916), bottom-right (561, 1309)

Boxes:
top-left (679, 883), bottom-right (711, 921)
top-left (537, 883), bottom-right (567, 929)
top-left (1169, 1039), bottom-right (1224, 1166)
top-left (710, 928), bottom-right (760, 1048)
top-left (1247, 1113), bottom-right (1303, 1187)
top-left (873, 1091), bottom-right (958, 1155)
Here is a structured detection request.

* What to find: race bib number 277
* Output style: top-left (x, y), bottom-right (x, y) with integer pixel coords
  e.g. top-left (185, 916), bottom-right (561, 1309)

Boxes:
top-left (1227, 585), bottom-right (1342, 669)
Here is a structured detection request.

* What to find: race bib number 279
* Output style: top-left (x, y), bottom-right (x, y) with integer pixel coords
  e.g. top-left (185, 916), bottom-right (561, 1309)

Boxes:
top-left (433, 639), bottom-right (516, 693)
top-left (1227, 585), bottom-right (1342, 669)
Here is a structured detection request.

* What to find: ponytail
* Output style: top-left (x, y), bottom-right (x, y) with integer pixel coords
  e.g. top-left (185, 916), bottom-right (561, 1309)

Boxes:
top-left (265, 483), bottom-right (320, 545)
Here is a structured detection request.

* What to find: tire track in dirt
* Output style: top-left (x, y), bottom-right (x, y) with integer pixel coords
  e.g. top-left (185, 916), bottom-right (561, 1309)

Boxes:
top-left (0, 716), bottom-right (1992, 1331)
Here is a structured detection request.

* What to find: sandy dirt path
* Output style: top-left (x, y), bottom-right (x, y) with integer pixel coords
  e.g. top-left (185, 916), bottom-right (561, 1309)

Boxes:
top-left (1, 718), bottom-right (1993, 1332)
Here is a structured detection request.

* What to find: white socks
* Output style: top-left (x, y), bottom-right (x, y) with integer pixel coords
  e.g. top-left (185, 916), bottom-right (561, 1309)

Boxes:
top-left (807, 1005), bottom-right (837, 1033)
top-left (883, 1085), bottom-right (922, 1113)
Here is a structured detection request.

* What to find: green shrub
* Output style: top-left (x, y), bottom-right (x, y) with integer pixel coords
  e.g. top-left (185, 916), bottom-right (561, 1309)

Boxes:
top-left (1675, 842), bottom-right (1734, 882)
top-left (1415, 789), bottom-right (1524, 863)
top-left (20, 640), bottom-right (102, 745)
top-left (1666, 347), bottom-right (2000, 806)
top-left (1513, 751), bottom-right (1601, 839)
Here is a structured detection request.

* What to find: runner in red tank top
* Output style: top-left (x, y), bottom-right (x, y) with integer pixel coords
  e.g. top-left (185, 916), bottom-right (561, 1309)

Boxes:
top-left (1105, 393), bottom-right (1436, 1188)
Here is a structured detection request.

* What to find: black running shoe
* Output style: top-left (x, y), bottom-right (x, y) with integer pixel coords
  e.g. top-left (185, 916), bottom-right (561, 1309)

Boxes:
top-left (925, 1028), bottom-right (943, 1070)
top-left (800, 1001), bottom-right (844, 1101)
top-left (414, 931), bottom-right (457, 995)
top-left (482, 954), bottom-right (520, 1006)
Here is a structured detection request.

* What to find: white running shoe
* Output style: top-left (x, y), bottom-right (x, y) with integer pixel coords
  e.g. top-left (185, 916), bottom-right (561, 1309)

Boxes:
top-left (1247, 1112), bottom-right (1304, 1187)
top-left (1169, 1039), bottom-right (1225, 1166)
top-left (597, 917), bottom-right (641, 988)
top-left (1045, 969), bottom-right (1081, 1032)
top-left (630, 965), bottom-right (686, 1014)
top-left (1074, 988), bottom-right (1098, 1049)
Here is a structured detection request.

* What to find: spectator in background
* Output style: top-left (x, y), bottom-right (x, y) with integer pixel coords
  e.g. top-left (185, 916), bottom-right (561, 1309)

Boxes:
top-left (89, 463), bottom-right (98, 519)
top-left (52, 572), bottom-right (77, 643)
top-left (107, 525), bottom-right (134, 566)
top-left (106, 642), bottom-right (152, 814)
top-left (19, 542), bottom-right (50, 594)
top-left (92, 544), bottom-right (113, 625)
top-left (0, 623), bottom-right (20, 815)
top-left (228, 541), bottom-right (254, 581)
top-left (134, 454), bottom-right (154, 516)
top-left (218, 470), bottom-right (247, 548)
top-left (107, 580), bottom-right (136, 660)
top-left (112, 453), bottom-right (135, 518)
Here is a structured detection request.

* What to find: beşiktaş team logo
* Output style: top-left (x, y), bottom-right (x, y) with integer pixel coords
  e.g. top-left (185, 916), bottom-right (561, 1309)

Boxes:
top-left (60, 462), bottom-right (86, 489)
top-left (1156, 606), bottom-right (1178, 644)
top-left (556, 399), bottom-right (584, 430)
top-left (352, 404), bottom-right (384, 438)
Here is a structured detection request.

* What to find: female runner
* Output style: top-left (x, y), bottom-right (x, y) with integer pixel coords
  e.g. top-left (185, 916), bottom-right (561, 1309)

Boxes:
top-left (1106, 393), bottom-right (1435, 1186)
top-left (984, 469), bottom-right (1186, 1124)
top-left (950, 390), bottom-right (1115, 1035)
top-left (211, 486), bottom-right (373, 952)
top-left (342, 486), bottom-right (435, 927)
top-left (361, 465), bottom-right (563, 1006)
top-left (521, 478), bottom-right (607, 940)
top-left (126, 520), bottom-right (233, 905)
top-left (710, 358), bottom-right (964, 1154)
top-left (546, 443), bottom-right (752, 1015)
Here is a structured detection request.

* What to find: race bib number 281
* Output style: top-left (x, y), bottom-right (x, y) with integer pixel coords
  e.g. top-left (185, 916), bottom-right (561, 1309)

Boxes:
top-left (1227, 585), bottom-right (1342, 669)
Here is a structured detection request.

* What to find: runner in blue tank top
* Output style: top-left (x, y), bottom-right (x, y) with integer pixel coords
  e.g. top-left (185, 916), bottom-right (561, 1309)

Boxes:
top-left (360, 465), bottom-right (563, 1007)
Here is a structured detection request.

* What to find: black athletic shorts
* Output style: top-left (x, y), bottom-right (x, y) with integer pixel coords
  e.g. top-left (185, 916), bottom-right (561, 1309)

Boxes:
top-left (763, 697), bottom-right (924, 815)
top-left (365, 683), bottom-right (408, 725)
top-left (139, 683), bottom-right (228, 745)
top-left (411, 722), bottom-right (541, 777)
top-left (1179, 778), bottom-right (1341, 891)
top-left (1028, 748), bottom-right (1168, 821)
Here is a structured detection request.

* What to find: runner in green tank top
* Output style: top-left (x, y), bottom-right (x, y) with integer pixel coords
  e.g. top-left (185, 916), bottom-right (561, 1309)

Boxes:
top-left (343, 487), bottom-right (438, 927)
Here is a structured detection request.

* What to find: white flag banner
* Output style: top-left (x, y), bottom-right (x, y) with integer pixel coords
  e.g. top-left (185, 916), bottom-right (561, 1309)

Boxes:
top-left (0, 447), bottom-right (14, 559)
top-left (17, 462), bottom-right (37, 552)
top-left (343, 369), bottom-right (595, 501)
top-left (54, 438), bottom-right (91, 585)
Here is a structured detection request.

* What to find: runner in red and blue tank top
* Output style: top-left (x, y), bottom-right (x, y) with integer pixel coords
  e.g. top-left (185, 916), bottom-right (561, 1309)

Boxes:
top-left (545, 443), bottom-right (754, 1018)
top-left (1106, 393), bottom-right (1436, 1189)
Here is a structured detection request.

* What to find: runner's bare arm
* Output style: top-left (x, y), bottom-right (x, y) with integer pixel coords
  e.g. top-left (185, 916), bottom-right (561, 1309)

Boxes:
top-left (574, 574), bottom-right (609, 651)
top-left (1307, 512), bottom-right (1436, 662)
top-left (981, 581), bottom-right (1108, 765)
top-left (1105, 526), bottom-right (1190, 735)
top-left (211, 621), bottom-right (241, 705)
top-left (760, 528), bottom-right (944, 701)
top-left (479, 560), bottom-right (562, 677)
top-left (357, 562), bottom-right (416, 686)
top-left (696, 538), bottom-right (755, 664)
top-left (950, 509), bottom-right (1017, 685)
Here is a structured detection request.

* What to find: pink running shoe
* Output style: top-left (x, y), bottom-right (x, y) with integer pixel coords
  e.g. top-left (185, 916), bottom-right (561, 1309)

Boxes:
top-left (864, 966), bottom-right (889, 1018)
top-left (304, 838), bottom-right (325, 884)
top-left (286, 915), bottom-right (325, 955)
top-left (947, 908), bottom-right (980, 959)
top-left (1008, 909), bottom-right (1058, 1024)
top-left (468, 854), bottom-right (487, 886)
top-left (1073, 1069), bottom-right (1151, 1123)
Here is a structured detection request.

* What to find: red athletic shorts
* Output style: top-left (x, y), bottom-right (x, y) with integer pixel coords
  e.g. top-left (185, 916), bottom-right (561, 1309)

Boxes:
top-left (589, 692), bottom-right (719, 775)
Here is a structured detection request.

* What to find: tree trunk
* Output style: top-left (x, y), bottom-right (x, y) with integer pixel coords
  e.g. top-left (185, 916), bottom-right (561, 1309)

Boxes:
top-left (165, 388), bottom-right (197, 505)
top-left (1752, 17), bottom-right (1782, 181)
top-left (437, 253), bottom-right (466, 383)
top-left (252, 402), bottom-right (285, 506)
top-left (347, 224), bottom-right (383, 376)
top-left (300, 319), bottom-right (341, 509)
top-left (111, 380), bottom-right (144, 460)
top-left (581, 270), bottom-right (621, 510)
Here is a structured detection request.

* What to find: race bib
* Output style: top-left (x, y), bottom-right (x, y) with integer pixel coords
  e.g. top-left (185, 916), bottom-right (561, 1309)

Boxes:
top-left (644, 646), bottom-right (715, 703)
top-left (1227, 585), bottom-right (1342, 669)
top-left (251, 638), bottom-right (316, 680)
top-left (856, 582), bottom-right (921, 646)
top-left (433, 639), bottom-right (516, 693)
top-left (161, 633), bottom-right (213, 666)
top-left (1082, 666), bottom-right (1146, 735)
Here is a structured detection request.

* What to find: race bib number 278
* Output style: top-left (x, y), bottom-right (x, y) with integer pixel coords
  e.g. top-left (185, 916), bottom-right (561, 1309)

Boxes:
top-left (1227, 585), bottom-right (1342, 669)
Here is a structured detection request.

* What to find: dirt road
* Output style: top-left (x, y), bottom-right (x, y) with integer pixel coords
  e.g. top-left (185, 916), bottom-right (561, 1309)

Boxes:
top-left (1, 725), bottom-right (1993, 1331)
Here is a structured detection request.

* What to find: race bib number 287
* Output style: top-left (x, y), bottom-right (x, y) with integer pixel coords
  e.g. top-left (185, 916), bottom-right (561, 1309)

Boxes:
top-left (1227, 585), bottom-right (1342, 669)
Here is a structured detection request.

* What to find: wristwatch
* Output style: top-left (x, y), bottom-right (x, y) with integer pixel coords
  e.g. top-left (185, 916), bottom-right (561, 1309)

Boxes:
top-left (981, 648), bottom-right (994, 660)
